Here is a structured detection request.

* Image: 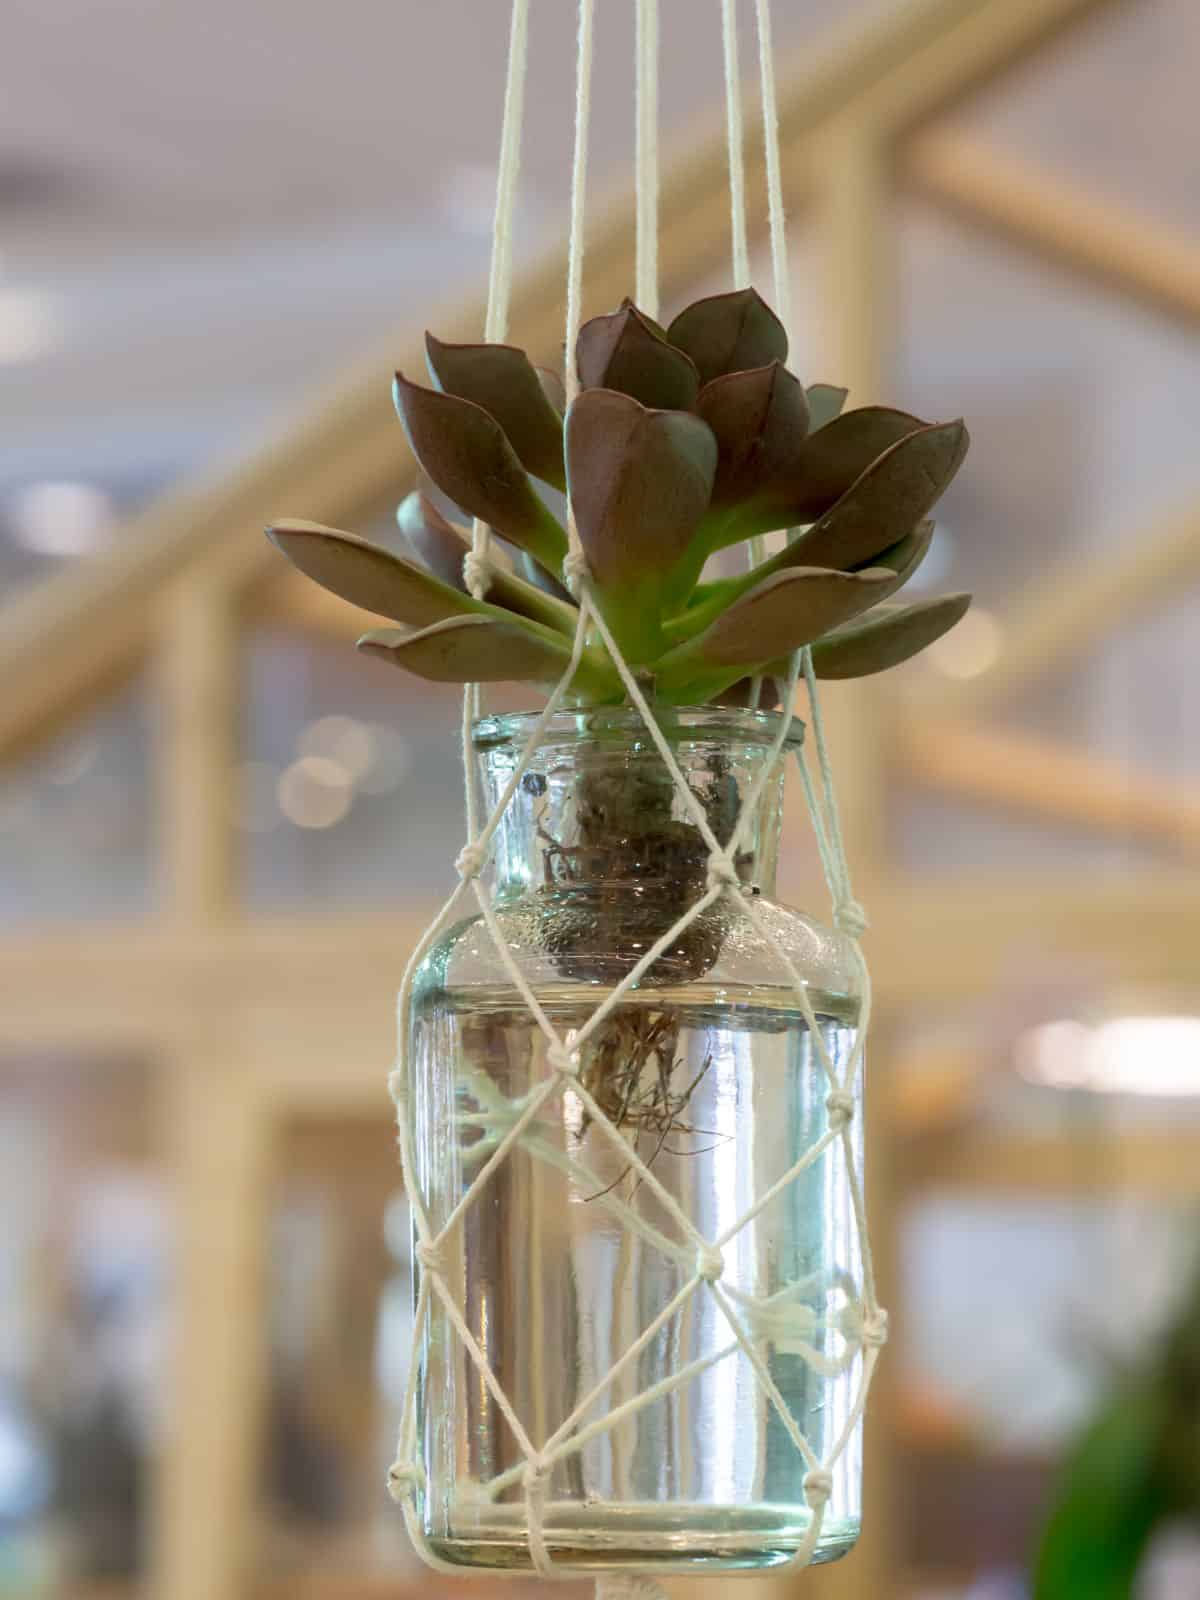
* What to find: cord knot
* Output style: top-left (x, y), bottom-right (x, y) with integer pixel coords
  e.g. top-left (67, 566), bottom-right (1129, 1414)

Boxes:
top-left (387, 1460), bottom-right (422, 1502)
top-left (461, 550), bottom-right (490, 600)
top-left (415, 1238), bottom-right (447, 1276)
top-left (825, 1090), bottom-right (855, 1130)
top-left (561, 548), bottom-right (590, 598)
top-left (695, 1245), bottom-right (725, 1284)
top-left (706, 852), bottom-right (741, 892)
top-left (523, 1454), bottom-right (550, 1492)
top-left (455, 841), bottom-right (488, 880)
top-left (804, 1469), bottom-right (833, 1509)
top-left (834, 899), bottom-right (868, 939)
top-left (863, 1307), bottom-right (890, 1349)
top-left (547, 1041), bottom-right (578, 1075)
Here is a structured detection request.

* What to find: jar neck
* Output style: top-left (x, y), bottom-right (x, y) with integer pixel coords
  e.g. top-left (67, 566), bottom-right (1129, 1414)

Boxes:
top-left (473, 708), bottom-right (801, 903)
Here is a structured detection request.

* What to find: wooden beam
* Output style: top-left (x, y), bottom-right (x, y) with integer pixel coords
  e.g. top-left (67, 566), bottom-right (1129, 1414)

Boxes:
top-left (923, 498), bottom-right (1200, 714)
top-left (874, 872), bottom-right (1200, 999)
top-left (0, 0), bottom-right (1125, 767)
top-left (152, 1047), bottom-right (271, 1600)
top-left (852, 0), bottom-right (1124, 134)
top-left (900, 716), bottom-right (1200, 858)
top-left (908, 130), bottom-right (1200, 325)
top-left (912, 1131), bottom-right (1200, 1195)
top-left (1, 862), bottom-right (1198, 1044)
top-left (160, 579), bottom-right (239, 921)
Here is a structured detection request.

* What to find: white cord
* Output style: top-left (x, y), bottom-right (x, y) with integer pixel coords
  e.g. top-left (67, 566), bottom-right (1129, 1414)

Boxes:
top-left (721, 0), bottom-right (751, 288)
top-left (635, 0), bottom-right (660, 317)
top-left (754, 0), bottom-right (793, 336)
top-left (467, 0), bottom-right (530, 597)
top-left (565, 0), bottom-right (596, 416)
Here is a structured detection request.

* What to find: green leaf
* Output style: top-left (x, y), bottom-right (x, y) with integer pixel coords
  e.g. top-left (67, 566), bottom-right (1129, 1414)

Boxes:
top-left (395, 492), bottom-right (579, 634)
top-left (658, 565), bottom-right (895, 683)
top-left (697, 361), bottom-right (810, 510)
top-left (666, 288), bottom-right (788, 385)
top-left (393, 373), bottom-right (567, 573)
top-left (805, 384), bottom-right (848, 431)
top-left (357, 614), bottom-right (615, 699)
top-left (575, 300), bottom-right (700, 411)
top-left (1034, 1385), bottom-right (1169, 1600)
top-left (810, 593), bottom-right (971, 679)
top-left (565, 388), bottom-right (717, 662)
top-left (425, 333), bottom-right (566, 490)
top-left (267, 519), bottom-right (488, 628)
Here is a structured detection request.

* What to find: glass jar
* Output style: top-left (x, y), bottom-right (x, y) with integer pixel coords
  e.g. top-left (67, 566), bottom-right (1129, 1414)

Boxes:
top-left (406, 707), bottom-right (865, 1574)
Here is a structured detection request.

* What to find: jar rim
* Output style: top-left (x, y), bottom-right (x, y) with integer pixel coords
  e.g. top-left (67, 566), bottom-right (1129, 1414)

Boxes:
top-left (472, 705), bottom-right (805, 752)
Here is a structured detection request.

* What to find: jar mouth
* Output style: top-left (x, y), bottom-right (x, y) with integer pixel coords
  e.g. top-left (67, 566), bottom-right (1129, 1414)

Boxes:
top-left (472, 705), bottom-right (805, 753)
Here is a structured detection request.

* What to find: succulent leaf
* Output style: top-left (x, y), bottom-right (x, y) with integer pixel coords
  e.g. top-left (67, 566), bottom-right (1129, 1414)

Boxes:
top-left (700, 404), bottom-right (929, 549)
top-left (866, 518), bottom-right (935, 594)
top-left (267, 519), bottom-right (487, 628)
top-left (810, 592), bottom-right (972, 679)
top-left (425, 333), bottom-right (566, 490)
top-left (714, 676), bottom-right (785, 710)
top-left (536, 366), bottom-right (567, 417)
top-left (393, 373), bottom-right (567, 573)
top-left (395, 491), bottom-right (474, 591)
top-left (805, 383), bottom-right (849, 431)
top-left (270, 286), bottom-right (971, 704)
top-left (358, 614), bottom-right (614, 698)
top-left (575, 300), bottom-right (700, 411)
top-left (395, 492), bottom-right (578, 633)
top-left (566, 388), bottom-right (717, 660)
top-left (659, 566), bottom-right (895, 681)
top-left (786, 420), bottom-right (968, 571)
top-left (697, 361), bottom-right (810, 510)
top-left (666, 288), bottom-right (788, 385)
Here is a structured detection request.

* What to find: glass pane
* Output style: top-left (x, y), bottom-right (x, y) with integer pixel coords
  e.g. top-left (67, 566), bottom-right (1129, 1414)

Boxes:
top-left (0, 677), bottom-right (155, 928)
top-left (0, 1051), bottom-right (165, 1597)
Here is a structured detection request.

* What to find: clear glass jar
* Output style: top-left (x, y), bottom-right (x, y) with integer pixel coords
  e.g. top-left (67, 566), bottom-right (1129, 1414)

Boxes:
top-left (406, 708), bottom-right (865, 1574)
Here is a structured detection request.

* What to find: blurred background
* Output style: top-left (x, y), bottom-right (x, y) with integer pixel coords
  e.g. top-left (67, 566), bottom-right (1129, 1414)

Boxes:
top-left (1, 0), bottom-right (1198, 1596)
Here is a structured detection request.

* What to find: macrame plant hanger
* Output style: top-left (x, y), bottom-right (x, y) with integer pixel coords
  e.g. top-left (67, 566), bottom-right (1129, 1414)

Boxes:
top-left (387, 4), bottom-right (887, 1596)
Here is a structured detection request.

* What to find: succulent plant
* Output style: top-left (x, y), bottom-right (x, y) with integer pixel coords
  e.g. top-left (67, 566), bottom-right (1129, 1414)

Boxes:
top-left (267, 287), bottom-right (971, 708)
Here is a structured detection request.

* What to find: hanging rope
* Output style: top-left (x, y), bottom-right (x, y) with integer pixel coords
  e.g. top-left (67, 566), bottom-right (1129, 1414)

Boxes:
top-left (464, 0), bottom-right (530, 601)
top-left (634, 0), bottom-right (660, 318)
top-left (753, 0), bottom-right (793, 339)
top-left (721, 0), bottom-right (751, 289)
top-left (389, 0), bottom-right (885, 1588)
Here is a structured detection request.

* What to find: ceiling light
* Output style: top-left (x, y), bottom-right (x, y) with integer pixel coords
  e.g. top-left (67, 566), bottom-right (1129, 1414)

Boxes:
top-left (0, 287), bottom-right (62, 365)
top-left (9, 481), bottom-right (115, 558)
top-left (1015, 1016), bottom-right (1200, 1098)
top-left (277, 756), bottom-right (352, 829)
top-left (297, 715), bottom-right (374, 782)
